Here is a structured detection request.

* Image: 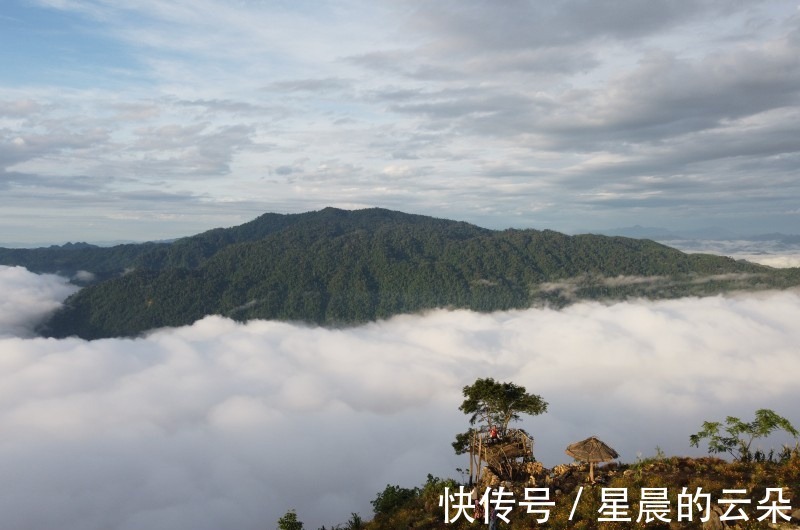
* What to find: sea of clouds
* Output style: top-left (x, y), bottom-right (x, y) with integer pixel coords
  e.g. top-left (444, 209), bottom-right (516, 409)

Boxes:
top-left (1, 265), bottom-right (799, 530)
top-left (667, 239), bottom-right (800, 269)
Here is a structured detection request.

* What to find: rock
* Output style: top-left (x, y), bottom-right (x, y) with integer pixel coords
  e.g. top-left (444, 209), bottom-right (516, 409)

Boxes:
top-left (553, 464), bottom-right (570, 476)
top-left (526, 461), bottom-right (544, 475)
top-left (703, 506), bottom-right (724, 530)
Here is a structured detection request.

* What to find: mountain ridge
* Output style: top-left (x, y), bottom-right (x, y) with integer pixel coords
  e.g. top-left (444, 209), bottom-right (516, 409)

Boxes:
top-left (2, 207), bottom-right (799, 339)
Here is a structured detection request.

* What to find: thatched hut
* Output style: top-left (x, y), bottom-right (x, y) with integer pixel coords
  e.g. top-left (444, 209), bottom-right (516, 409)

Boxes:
top-left (565, 436), bottom-right (619, 482)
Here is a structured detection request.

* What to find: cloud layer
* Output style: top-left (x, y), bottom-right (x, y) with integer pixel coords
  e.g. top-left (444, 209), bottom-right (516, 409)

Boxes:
top-left (2, 1), bottom-right (800, 242)
top-left (0, 265), bottom-right (78, 337)
top-left (669, 239), bottom-right (800, 268)
top-left (1, 267), bottom-right (800, 529)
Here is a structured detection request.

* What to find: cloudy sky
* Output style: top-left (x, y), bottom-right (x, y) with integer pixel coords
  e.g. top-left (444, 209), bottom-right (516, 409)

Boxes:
top-left (2, 265), bottom-right (800, 529)
top-left (1, 0), bottom-right (800, 244)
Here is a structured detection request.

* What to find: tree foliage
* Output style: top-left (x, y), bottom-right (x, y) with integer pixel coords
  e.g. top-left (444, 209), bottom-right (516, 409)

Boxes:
top-left (343, 513), bottom-right (363, 530)
top-left (453, 378), bottom-right (547, 454)
top-left (689, 409), bottom-right (799, 461)
top-left (371, 484), bottom-right (419, 515)
top-left (277, 509), bottom-right (304, 530)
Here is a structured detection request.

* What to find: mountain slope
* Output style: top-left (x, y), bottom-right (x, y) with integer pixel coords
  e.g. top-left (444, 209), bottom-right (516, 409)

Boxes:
top-left (34, 207), bottom-right (787, 340)
top-left (0, 207), bottom-right (479, 275)
top-left (0, 241), bottom-right (166, 280)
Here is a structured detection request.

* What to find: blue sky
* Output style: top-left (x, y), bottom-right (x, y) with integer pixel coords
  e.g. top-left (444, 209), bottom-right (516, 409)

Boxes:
top-left (0, 2), bottom-right (140, 87)
top-left (2, 0), bottom-right (800, 244)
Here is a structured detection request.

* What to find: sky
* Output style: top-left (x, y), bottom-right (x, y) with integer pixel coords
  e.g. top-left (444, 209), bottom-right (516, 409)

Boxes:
top-left (2, 265), bottom-right (800, 529)
top-left (2, 0), bottom-right (800, 245)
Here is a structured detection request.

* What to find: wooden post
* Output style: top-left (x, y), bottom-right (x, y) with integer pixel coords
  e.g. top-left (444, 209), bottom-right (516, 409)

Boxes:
top-left (469, 432), bottom-right (474, 484)
top-left (476, 433), bottom-right (483, 484)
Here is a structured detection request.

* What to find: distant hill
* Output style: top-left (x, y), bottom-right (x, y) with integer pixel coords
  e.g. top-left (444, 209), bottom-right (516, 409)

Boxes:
top-left (3, 207), bottom-right (799, 340)
top-left (590, 225), bottom-right (800, 244)
top-left (0, 241), bottom-right (167, 281)
top-left (748, 233), bottom-right (800, 245)
top-left (585, 225), bottom-right (680, 240)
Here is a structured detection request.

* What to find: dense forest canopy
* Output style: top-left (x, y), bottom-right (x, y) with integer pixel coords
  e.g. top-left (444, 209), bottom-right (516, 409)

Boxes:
top-left (2, 207), bottom-right (798, 340)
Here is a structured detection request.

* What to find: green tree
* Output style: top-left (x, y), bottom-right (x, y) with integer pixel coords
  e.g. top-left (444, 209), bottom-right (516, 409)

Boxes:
top-left (371, 484), bottom-right (418, 515)
top-left (452, 377), bottom-right (547, 454)
top-left (343, 513), bottom-right (363, 530)
top-left (690, 409), bottom-right (799, 461)
top-left (277, 509), bottom-right (304, 530)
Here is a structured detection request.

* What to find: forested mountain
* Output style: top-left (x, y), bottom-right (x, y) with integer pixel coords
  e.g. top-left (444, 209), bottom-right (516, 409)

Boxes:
top-left (0, 241), bottom-right (166, 281)
top-left (4, 207), bottom-right (798, 340)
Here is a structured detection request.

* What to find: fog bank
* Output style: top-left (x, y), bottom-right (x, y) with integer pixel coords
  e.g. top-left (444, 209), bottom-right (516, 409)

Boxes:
top-left (0, 265), bottom-right (78, 338)
top-left (1, 267), bottom-right (799, 529)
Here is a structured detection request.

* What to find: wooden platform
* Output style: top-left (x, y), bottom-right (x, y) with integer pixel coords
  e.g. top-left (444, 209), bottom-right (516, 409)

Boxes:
top-left (469, 429), bottom-right (534, 482)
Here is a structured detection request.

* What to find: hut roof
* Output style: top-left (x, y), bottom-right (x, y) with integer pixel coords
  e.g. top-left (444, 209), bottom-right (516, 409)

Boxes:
top-left (565, 436), bottom-right (619, 463)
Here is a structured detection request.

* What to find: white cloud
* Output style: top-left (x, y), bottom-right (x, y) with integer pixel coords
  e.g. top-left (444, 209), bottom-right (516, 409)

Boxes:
top-left (745, 254), bottom-right (800, 267)
top-left (1, 267), bottom-right (800, 528)
top-left (0, 266), bottom-right (78, 337)
top-left (669, 239), bottom-right (800, 268)
top-left (5, 2), bottom-right (800, 240)
top-left (72, 270), bottom-right (96, 282)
